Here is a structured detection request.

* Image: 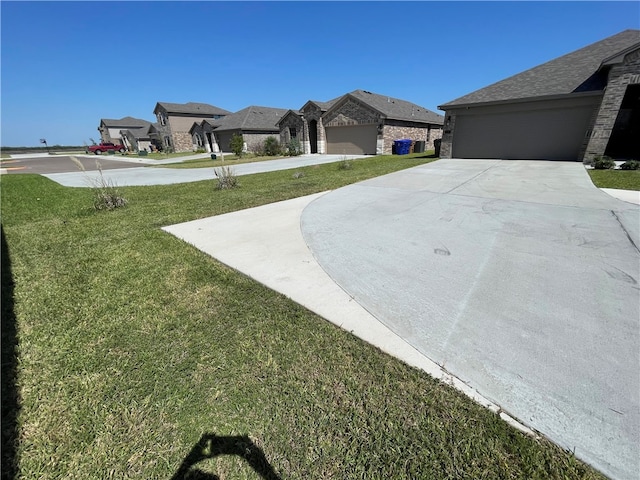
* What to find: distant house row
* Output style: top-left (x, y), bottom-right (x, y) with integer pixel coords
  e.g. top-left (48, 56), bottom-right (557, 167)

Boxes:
top-left (98, 90), bottom-right (445, 156)
top-left (99, 30), bottom-right (639, 162)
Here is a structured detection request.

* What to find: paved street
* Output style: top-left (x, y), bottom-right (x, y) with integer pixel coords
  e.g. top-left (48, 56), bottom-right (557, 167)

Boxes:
top-left (0, 154), bottom-right (146, 174)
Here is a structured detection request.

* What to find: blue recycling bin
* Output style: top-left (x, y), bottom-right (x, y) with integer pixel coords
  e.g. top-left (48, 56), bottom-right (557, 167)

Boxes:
top-left (393, 139), bottom-right (412, 155)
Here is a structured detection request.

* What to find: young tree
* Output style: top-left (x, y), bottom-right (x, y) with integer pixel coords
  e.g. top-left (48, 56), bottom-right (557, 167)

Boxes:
top-left (230, 133), bottom-right (244, 157)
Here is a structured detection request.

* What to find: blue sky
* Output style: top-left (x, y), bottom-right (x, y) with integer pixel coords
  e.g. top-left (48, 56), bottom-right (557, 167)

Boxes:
top-left (1, 1), bottom-right (638, 147)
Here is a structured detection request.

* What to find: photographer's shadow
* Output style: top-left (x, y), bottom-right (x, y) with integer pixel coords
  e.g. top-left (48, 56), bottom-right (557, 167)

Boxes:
top-left (171, 433), bottom-right (281, 480)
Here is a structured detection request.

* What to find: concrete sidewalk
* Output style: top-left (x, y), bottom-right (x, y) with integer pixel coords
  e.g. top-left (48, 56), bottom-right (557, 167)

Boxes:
top-left (164, 159), bottom-right (639, 480)
top-left (43, 154), bottom-right (371, 187)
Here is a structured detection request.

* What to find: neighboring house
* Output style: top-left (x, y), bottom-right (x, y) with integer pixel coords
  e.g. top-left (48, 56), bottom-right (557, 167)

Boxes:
top-left (153, 102), bottom-right (231, 152)
top-left (278, 90), bottom-right (444, 155)
top-left (206, 105), bottom-right (290, 153)
top-left (120, 123), bottom-right (161, 152)
top-left (98, 116), bottom-right (152, 145)
top-left (438, 29), bottom-right (640, 162)
top-left (190, 119), bottom-right (221, 153)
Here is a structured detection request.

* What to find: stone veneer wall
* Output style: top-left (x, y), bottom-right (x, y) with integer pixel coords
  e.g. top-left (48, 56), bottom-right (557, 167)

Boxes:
top-left (582, 48), bottom-right (640, 162)
top-left (172, 132), bottom-right (194, 153)
top-left (303, 103), bottom-right (327, 154)
top-left (439, 114), bottom-right (456, 158)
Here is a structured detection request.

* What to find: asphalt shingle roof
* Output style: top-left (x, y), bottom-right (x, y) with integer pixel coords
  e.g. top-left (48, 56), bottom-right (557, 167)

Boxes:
top-left (101, 116), bottom-right (152, 128)
top-left (348, 90), bottom-right (444, 124)
top-left (121, 123), bottom-right (159, 139)
top-left (213, 106), bottom-right (290, 131)
top-left (440, 29), bottom-right (640, 108)
top-left (155, 102), bottom-right (232, 116)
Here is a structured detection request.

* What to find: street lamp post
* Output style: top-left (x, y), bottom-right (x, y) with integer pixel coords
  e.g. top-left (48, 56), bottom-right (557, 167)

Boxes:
top-left (40, 138), bottom-right (50, 154)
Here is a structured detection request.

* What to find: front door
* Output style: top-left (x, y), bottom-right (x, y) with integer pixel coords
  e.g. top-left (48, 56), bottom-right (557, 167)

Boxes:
top-left (309, 120), bottom-right (318, 154)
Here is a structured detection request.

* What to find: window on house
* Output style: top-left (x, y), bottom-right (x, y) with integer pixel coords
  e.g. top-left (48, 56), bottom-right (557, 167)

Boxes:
top-left (158, 113), bottom-right (167, 126)
top-left (289, 127), bottom-right (297, 139)
top-left (164, 136), bottom-right (172, 147)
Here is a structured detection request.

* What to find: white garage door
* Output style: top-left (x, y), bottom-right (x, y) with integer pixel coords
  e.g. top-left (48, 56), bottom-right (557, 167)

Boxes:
top-left (452, 103), bottom-right (598, 160)
top-left (326, 125), bottom-right (377, 155)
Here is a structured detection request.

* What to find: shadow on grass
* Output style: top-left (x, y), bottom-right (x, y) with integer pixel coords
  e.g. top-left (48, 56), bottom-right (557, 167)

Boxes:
top-left (171, 433), bottom-right (281, 480)
top-left (1, 225), bottom-right (20, 480)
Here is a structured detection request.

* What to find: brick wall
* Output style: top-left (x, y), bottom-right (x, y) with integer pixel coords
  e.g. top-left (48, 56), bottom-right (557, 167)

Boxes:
top-left (583, 48), bottom-right (640, 162)
top-left (278, 113), bottom-right (303, 145)
top-left (383, 123), bottom-right (443, 153)
top-left (245, 132), bottom-right (281, 153)
top-left (324, 98), bottom-right (380, 126)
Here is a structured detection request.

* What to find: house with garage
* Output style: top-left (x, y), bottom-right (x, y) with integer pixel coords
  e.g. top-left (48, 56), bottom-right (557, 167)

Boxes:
top-left (278, 90), bottom-right (444, 155)
top-left (98, 116), bottom-right (153, 145)
top-left (120, 123), bottom-right (162, 152)
top-left (189, 119), bottom-right (220, 153)
top-left (438, 29), bottom-right (640, 162)
top-left (153, 102), bottom-right (231, 153)
top-left (203, 105), bottom-right (290, 153)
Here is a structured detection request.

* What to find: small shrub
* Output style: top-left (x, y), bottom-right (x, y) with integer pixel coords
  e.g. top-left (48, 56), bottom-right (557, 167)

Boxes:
top-left (214, 166), bottom-right (239, 190)
top-left (287, 138), bottom-right (302, 156)
top-left (591, 155), bottom-right (616, 170)
top-left (292, 171), bottom-right (305, 179)
top-left (70, 157), bottom-right (127, 211)
top-left (194, 148), bottom-right (206, 154)
top-left (619, 160), bottom-right (640, 170)
top-left (93, 185), bottom-right (128, 210)
top-left (230, 134), bottom-right (244, 157)
top-left (337, 157), bottom-right (353, 170)
top-left (264, 136), bottom-right (281, 156)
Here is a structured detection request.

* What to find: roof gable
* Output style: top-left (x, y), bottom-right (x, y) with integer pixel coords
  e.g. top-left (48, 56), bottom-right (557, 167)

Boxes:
top-left (325, 90), bottom-right (444, 124)
top-left (440, 29), bottom-right (640, 109)
top-left (276, 110), bottom-right (303, 127)
top-left (301, 97), bottom-right (341, 113)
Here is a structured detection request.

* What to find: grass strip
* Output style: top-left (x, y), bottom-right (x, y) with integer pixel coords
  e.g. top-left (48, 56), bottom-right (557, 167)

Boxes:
top-left (1, 155), bottom-right (605, 479)
top-left (588, 168), bottom-right (640, 190)
top-left (156, 153), bottom-right (290, 169)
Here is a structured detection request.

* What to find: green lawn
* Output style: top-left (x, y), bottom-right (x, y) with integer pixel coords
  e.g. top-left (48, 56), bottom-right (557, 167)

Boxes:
top-left (1, 155), bottom-right (604, 479)
top-left (588, 168), bottom-right (640, 190)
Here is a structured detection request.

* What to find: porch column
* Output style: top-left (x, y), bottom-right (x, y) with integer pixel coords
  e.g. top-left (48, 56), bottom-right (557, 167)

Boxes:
top-left (302, 117), bottom-right (311, 154)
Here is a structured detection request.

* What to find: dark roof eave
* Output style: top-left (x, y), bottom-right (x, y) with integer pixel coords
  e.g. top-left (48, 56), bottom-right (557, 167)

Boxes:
top-left (438, 90), bottom-right (603, 111)
top-left (214, 127), bottom-right (280, 133)
top-left (600, 42), bottom-right (640, 67)
top-left (385, 115), bottom-right (444, 125)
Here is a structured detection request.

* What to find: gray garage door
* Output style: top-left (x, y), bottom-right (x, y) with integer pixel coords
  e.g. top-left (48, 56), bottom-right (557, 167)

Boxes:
top-left (326, 125), bottom-right (377, 155)
top-left (452, 103), bottom-right (597, 160)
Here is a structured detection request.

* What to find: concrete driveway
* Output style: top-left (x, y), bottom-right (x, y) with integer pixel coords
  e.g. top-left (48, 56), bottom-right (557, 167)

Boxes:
top-left (164, 158), bottom-right (638, 479)
top-left (300, 159), bottom-right (639, 480)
